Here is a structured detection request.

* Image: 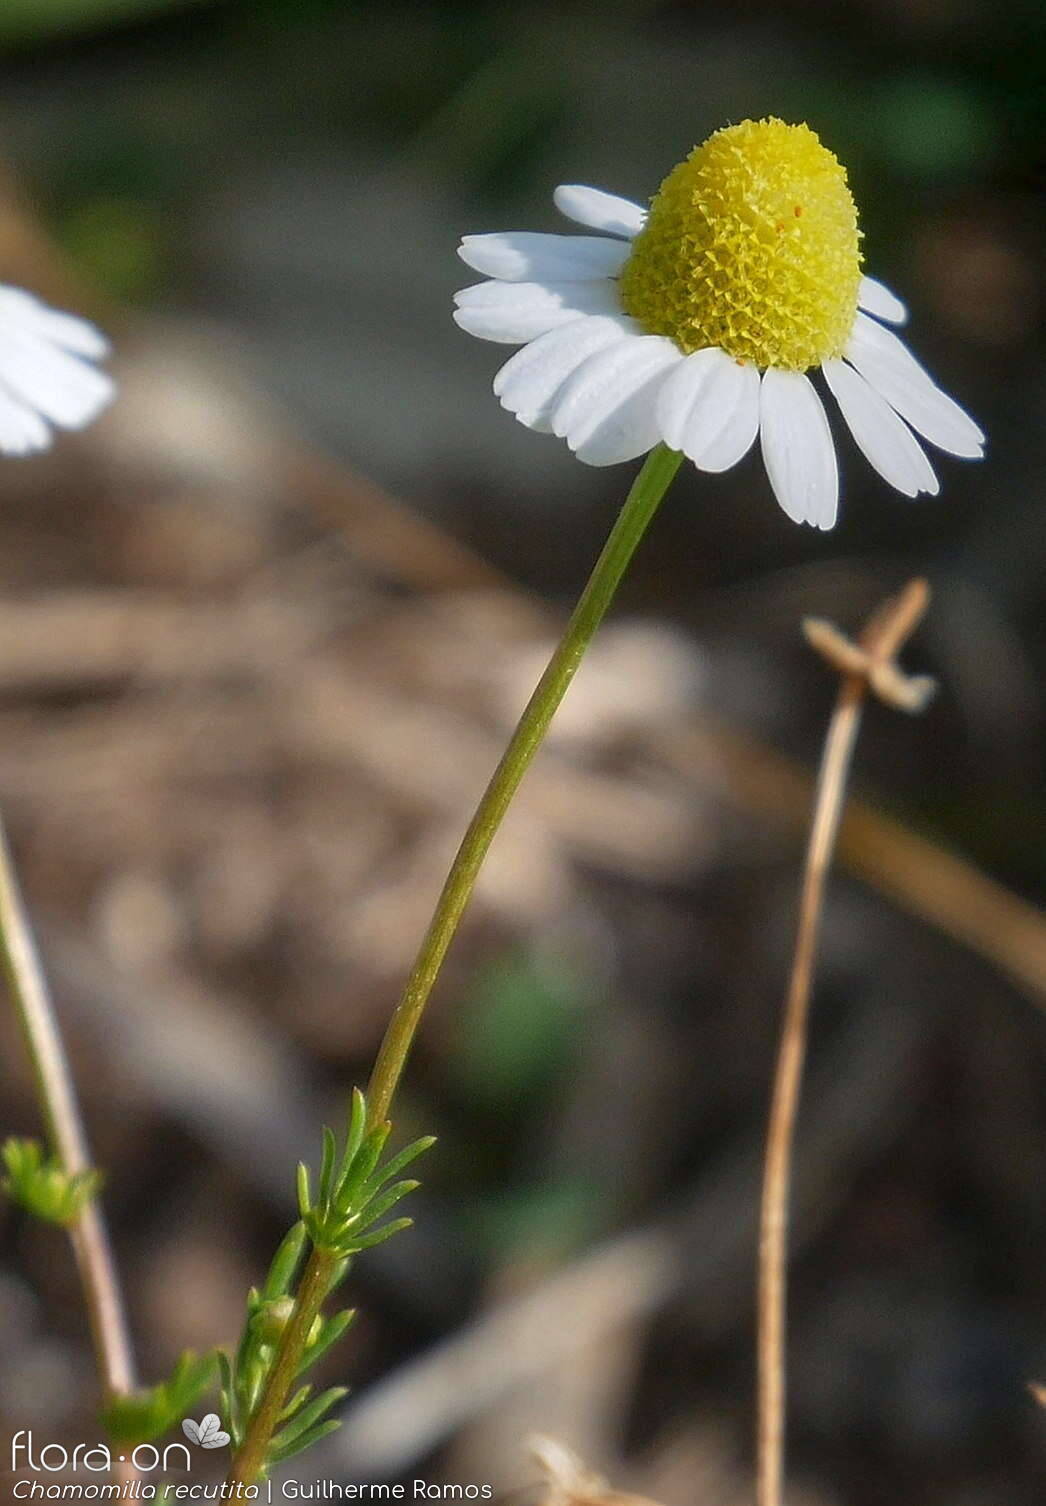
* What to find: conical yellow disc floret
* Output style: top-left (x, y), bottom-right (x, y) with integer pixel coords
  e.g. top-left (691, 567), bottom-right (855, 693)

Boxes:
top-left (619, 119), bottom-right (862, 371)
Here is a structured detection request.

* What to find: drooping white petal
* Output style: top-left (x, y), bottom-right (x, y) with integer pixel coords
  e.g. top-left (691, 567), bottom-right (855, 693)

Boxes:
top-left (656, 348), bottom-right (725, 450)
top-left (0, 324), bottom-right (114, 431)
top-left (858, 276), bottom-right (907, 326)
top-left (573, 389), bottom-right (670, 466)
top-left (759, 368), bottom-right (839, 530)
top-left (655, 348), bottom-right (760, 471)
top-left (452, 279), bottom-right (622, 344)
top-left (698, 369), bottom-right (762, 472)
top-left (549, 335), bottom-right (683, 466)
top-left (823, 358), bottom-right (938, 498)
top-left (552, 185), bottom-right (646, 240)
top-left (0, 388), bottom-right (50, 455)
top-left (845, 313), bottom-right (984, 458)
top-left (457, 233), bottom-right (630, 283)
top-left (0, 286), bottom-right (115, 449)
top-left (493, 314), bottom-right (641, 432)
top-left (0, 285), bottom-right (110, 358)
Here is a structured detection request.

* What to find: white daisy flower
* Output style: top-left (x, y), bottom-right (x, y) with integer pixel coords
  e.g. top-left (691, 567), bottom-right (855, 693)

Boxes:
top-left (453, 118), bottom-right (984, 530)
top-left (0, 286), bottom-right (114, 456)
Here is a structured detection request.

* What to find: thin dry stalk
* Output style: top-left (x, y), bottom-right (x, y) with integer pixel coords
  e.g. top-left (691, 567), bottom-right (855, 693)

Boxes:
top-left (755, 580), bottom-right (932, 1506)
top-left (0, 815), bottom-right (139, 1485)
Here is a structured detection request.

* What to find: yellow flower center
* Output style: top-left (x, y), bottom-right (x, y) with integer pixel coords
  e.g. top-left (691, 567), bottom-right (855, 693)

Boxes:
top-left (618, 118), bottom-right (863, 371)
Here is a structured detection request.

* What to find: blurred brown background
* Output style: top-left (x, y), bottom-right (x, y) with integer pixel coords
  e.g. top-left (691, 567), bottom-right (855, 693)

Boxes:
top-left (0, 2), bottom-right (1043, 1503)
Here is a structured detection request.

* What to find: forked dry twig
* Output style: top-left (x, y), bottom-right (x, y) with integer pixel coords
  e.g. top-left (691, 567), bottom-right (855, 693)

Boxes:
top-left (756, 579), bottom-right (934, 1506)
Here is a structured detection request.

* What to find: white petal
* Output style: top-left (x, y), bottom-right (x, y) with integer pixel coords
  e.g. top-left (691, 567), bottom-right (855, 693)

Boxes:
top-left (698, 371), bottom-right (762, 472)
top-left (823, 358), bottom-right (938, 498)
top-left (845, 312), bottom-right (984, 458)
top-left (759, 368), bottom-right (839, 531)
top-left (457, 233), bottom-right (629, 283)
top-left (0, 388), bottom-right (50, 455)
top-left (656, 348), bottom-right (726, 450)
top-left (0, 285), bottom-right (110, 358)
top-left (550, 335), bottom-right (683, 466)
top-left (0, 326), bottom-right (114, 431)
top-left (452, 278), bottom-right (622, 344)
top-left (858, 276), bottom-right (907, 326)
top-left (552, 185), bottom-right (646, 240)
top-left (493, 314), bottom-right (640, 432)
top-left (655, 348), bottom-right (760, 471)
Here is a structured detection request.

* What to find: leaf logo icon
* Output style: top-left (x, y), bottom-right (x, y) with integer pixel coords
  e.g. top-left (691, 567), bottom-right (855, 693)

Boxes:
top-left (181, 1414), bottom-right (231, 1449)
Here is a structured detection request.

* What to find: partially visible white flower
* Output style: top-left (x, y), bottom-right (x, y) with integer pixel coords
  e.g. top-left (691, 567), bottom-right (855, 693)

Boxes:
top-left (453, 119), bottom-right (985, 530)
top-left (0, 286), bottom-right (114, 456)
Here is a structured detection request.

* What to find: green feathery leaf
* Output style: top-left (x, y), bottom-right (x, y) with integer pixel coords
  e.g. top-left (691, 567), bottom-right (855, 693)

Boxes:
top-left (268, 1417), bottom-right (341, 1465)
top-left (262, 1221), bottom-right (308, 1302)
top-left (103, 1351), bottom-right (217, 1446)
top-left (270, 1386), bottom-right (347, 1456)
top-left (2, 1138), bottom-right (102, 1227)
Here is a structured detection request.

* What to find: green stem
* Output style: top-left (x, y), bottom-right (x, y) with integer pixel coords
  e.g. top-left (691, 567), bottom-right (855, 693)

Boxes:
top-left (365, 441), bottom-right (683, 1130)
top-left (225, 442), bottom-right (682, 1490)
top-left (226, 1248), bottom-right (337, 1491)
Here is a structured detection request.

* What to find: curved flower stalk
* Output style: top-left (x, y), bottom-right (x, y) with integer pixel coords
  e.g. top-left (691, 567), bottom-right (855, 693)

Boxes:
top-left (455, 118), bottom-right (984, 528)
top-left (229, 121), bottom-right (988, 1494)
top-left (227, 443), bottom-right (683, 1490)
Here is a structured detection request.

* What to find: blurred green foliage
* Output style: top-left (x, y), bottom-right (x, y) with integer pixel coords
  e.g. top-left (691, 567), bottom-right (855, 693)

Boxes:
top-left (450, 951), bottom-right (589, 1109)
top-left (0, 0), bottom-right (208, 44)
top-left (463, 1173), bottom-right (606, 1262)
top-left (61, 197), bottom-right (166, 301)
top-left (871, 74), bottom-right (996, 179)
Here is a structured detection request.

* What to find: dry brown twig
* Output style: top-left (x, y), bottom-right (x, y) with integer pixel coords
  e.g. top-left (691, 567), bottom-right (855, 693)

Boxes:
top-left (316, 993), bottom-right (925, 1484)
top-left (0, 815), bottom-right (139, 1488)
top-left (756, 579), bottom-right (934, 1506)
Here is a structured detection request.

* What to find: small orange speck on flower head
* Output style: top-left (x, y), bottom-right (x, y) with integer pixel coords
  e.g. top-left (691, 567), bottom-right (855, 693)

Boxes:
top-left (619, 118), bottom-right (863, 371)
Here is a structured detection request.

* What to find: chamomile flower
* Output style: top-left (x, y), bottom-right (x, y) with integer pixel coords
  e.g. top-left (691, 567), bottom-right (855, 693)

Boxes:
top-left (0, 286), bottom-right (114, 456)
top-left (453, 118), bottom-right (984, 529)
